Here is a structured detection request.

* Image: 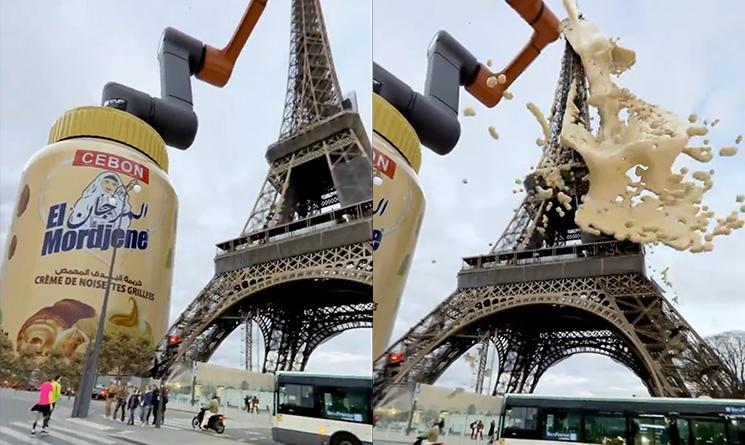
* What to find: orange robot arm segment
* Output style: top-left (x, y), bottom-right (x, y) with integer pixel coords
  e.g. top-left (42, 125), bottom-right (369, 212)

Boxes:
top-left (196, 0), bottom-right (268, 87)
top-left (466, 0), bottom-right (561, 107)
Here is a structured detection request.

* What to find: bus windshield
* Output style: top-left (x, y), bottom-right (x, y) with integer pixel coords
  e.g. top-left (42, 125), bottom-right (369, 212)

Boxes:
top-left (272, 373), bottom-right (373, 445)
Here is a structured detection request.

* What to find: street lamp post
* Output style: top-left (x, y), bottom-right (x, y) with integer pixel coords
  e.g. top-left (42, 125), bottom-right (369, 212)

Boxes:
top-left (71, 184), bottom-right (136, 418)
top-left (71, 237), bottom-right (120, 418)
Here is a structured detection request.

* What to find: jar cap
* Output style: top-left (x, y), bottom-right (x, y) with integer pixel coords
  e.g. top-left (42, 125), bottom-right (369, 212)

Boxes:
top-left (48, 106), bottom-right (169, 172)
top-left (373, 93), bottom-right (421, 173)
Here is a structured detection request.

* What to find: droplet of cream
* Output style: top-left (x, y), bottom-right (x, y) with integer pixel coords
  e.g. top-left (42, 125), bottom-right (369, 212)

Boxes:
top-left (488, 126), bottom-right (499, 140)
top-left (486, 59), bottom-right (493, 67)
top-left (688, 114), bottom-right (698, 123)
top-left (719, 146), bottom-right (738, 157)
top-left (486, 76), bottom-right (498, 88)
top-left (462, 107), bottom-right (476, 116)
top-left (502, 91), bottom-right (514, 100)
top-left (497, 74), bottom-right (507, 84)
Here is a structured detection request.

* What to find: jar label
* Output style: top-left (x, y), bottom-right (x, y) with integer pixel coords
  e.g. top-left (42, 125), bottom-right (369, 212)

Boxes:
top-left (0, 141), bottom-right (176, 363)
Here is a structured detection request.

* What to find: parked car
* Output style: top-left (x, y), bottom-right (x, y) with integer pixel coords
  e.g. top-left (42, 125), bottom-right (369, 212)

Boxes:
top-left (92, 385), bottom-right (108, 400)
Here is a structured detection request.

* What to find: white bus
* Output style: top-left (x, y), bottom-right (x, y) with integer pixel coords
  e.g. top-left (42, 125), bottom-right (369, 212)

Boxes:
top-left (272, 372), bottom-right (373, 445)
top-left (498, 394), bottom-right (745, 445)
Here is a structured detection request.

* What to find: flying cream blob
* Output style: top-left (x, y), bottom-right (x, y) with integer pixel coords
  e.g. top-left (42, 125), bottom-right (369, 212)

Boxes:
top-left (555, 1), bottom-right (743, 252)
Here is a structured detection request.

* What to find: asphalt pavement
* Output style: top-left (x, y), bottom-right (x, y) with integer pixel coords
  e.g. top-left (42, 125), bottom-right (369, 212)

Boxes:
top-left (0, 389), bottom-right (277, 445)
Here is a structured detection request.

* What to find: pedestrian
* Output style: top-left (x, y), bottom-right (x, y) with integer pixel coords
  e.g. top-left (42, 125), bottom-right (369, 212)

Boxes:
top-left (140, 385), bottom-right (152, 427)
top-left (420, 419), bottom-right (442, 445)
top-left (45, 376), bottom-right (62, 428)
top-left (150, 388), bottom-right (160, 425)
top-left (488, 419), bottom-right (496, 443)
top-left (66, 387), bottom-right (72, 401)
top-left (114, 384), bottom-right (130, 422)
top-left (244, 395), bottom-right (250, 412)
top-left (29, 377), bottom-right (54, 435)
top-left (105, 380), bottom-right (119, 418)
top-left (127, 388), bottom-right (141, 425)
top-left (476, 420), bottom-right (484, 440)
top-left (253, 395), bottom-right (259, 413)
top-left (470, 420), bottom-right (477, 439)
top-left (161, 387), bottom-right (169, 422)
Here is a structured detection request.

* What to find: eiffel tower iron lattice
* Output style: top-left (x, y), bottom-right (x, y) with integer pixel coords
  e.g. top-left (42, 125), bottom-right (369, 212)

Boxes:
top-left (373, 41), bottom-right (732, 406)
top-left (154, 0), bottom-right (373, 378)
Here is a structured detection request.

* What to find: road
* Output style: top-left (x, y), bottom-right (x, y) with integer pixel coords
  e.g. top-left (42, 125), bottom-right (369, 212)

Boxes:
top-left (0, 389), bottom-right (277, 445)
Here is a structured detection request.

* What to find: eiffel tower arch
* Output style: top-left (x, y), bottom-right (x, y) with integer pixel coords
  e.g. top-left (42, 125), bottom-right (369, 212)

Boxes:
top-left (373, 43), bottom-right (732, 404)
top-left (156, 0), bottom-right (373, 376)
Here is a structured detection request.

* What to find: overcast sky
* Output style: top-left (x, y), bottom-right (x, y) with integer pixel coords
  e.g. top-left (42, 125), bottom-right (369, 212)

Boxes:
top-left (375, 0), bottom-right (744, 397)
top-left (0, 0), bottom-right (371, 376)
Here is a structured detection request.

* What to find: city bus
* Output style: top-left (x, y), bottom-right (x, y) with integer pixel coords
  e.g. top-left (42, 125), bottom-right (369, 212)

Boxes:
top-left (498, 394), bottom-right (745, 445)
top-left (272, 372), bottom-right (373, 445)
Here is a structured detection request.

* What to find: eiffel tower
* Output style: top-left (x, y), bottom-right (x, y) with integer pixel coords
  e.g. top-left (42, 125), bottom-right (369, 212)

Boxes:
top-left (373, 42), bottom-right (732, 405)
top-left (155, 0), bottom-right (372, 376)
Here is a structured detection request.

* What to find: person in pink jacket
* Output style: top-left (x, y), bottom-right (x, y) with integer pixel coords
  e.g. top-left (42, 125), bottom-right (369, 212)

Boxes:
top-left (30, 378), bottom-right (54, 435)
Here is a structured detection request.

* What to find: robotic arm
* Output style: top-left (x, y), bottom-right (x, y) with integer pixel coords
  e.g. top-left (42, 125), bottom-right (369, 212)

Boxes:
top-left (374, 0), bottom-right (560, 155)
top-left (102, 0), bottom-right (268, 149)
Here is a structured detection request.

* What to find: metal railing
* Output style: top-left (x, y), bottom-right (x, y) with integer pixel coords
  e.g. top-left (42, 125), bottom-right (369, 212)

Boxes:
top-left (462, 240), bottom-right (642, 271)
top-left (215, 200), bottom-right (373, 256)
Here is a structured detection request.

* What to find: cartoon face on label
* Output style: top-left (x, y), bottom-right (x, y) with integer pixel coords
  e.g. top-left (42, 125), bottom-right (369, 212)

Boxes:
top-left (67, 172), bottom-right (148, 230)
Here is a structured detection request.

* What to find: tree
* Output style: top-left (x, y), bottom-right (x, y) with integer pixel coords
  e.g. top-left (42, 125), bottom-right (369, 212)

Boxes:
top-left (707, 331), bottom-right (745, 398)
top-left (98, 329), bottom-right (154, 378)
top-left (0, 331), bottom-right (14, 383)
top-left (240, 380), bottom-right (250, 391)
top-left (12, 348), bottom-right (38, 387)
top-left (467, 403), bottom-right (477, 415)
top-left (39, 349), bottom-right (85, 392)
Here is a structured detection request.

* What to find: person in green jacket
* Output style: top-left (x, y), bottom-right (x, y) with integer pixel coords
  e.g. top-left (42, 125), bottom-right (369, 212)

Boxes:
top-left (44, 375), bottom-right (63, 429)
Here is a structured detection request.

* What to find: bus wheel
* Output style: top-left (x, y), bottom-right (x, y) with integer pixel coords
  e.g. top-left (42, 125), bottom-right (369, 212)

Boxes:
top-left (330, 433), bottom-right (360, 445)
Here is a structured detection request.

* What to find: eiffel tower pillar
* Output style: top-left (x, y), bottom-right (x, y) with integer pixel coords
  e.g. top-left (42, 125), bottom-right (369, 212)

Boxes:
top-left (155, 0), bottom-right (372, 378)
top-left (373, 42), bottom-right (732, 406)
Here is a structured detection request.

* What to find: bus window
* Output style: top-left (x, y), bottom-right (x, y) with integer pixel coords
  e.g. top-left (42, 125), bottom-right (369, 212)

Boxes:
top-left (502, 407), bottom-right (539, 439)
top-left (320, 387), bottom-right (371, 424)
top-left (544, 410), bottom-right (582, 441)
top-left (585, 414), bottom-right (627, 445)
top-left (632, 416), bottom-right (672, 445)
top-left (676, 418), bottom-right (691, 445)
top-left (690, 419), bottom-right (726, 445)
top-left (729, 418), bottom-right (745, 445)
top-left (277, 383), bottom-right (316, 416)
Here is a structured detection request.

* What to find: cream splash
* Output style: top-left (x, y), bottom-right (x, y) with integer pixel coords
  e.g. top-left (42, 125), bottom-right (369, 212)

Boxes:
top-left (557, 3), bottom-right (743, 252)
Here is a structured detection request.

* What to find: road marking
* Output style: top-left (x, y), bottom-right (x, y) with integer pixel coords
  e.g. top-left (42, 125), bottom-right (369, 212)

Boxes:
top-left (45, 423), bottom-right (117, 444)
top-left (66, 417), bottom-right (115, 431)
top-left (13, 422), bottom-right (107, 445)
top-left (0, 426), bottom-right (37, 444)
top-left (0, 438), bottom-right (14, 445)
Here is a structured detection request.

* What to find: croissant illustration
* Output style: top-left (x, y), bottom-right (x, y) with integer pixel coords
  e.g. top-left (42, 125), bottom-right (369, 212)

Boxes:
top-left (16, 299), bottom-right (96, 355)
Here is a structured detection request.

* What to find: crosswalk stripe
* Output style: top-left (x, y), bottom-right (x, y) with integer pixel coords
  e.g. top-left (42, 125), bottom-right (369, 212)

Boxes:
top-left (10, 422), bottom-right (97, 445)
top-left (0, 426), bottom-right (37, 444)
top-left (66, 417), bottom-right (115, 431)
top-left (0, 437), bottom-right (14, 445)
top-left (46, 424), bottom-right (117, 444)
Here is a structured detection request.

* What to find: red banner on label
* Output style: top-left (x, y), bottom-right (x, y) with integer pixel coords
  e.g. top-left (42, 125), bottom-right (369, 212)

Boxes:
top-left (373, 147), bottom-right (396, 179)
top-left (73, 150), bottom-right (150, 184)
